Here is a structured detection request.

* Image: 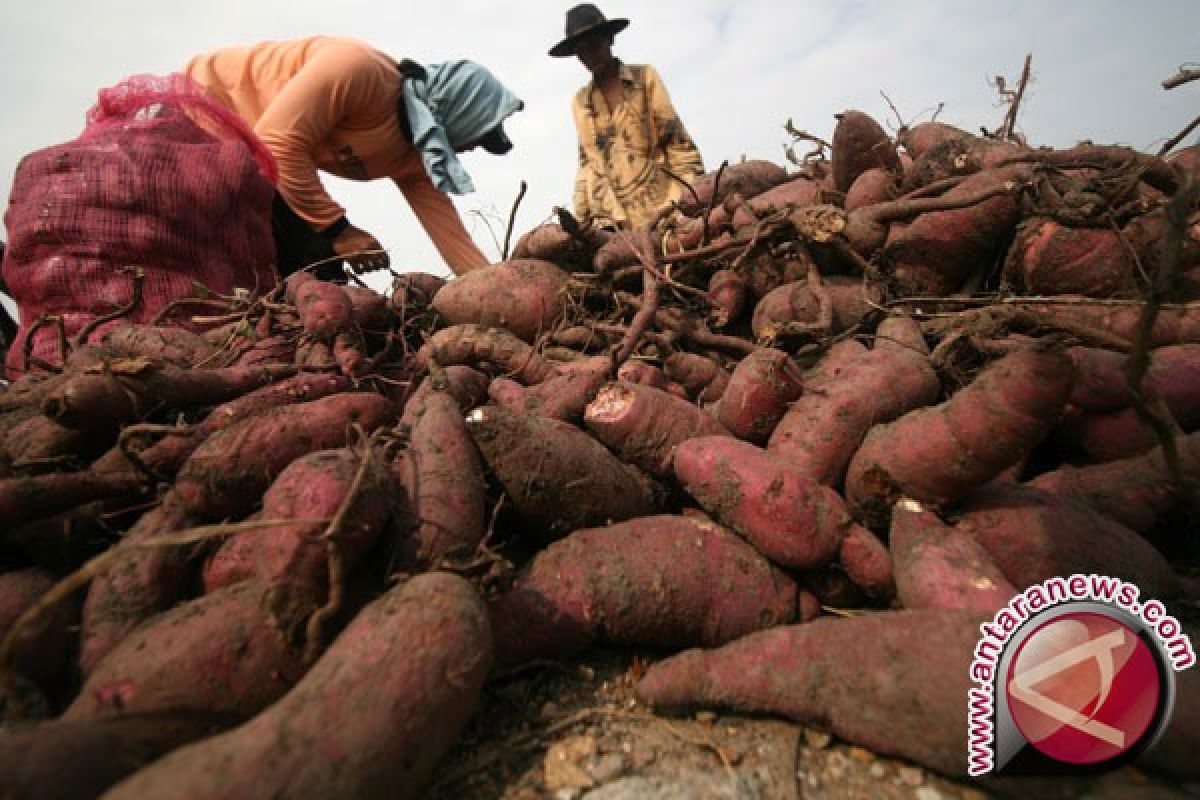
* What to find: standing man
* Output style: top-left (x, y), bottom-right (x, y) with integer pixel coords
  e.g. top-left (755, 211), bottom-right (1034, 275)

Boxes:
top-left (550, 4), bottom-right (704, 230)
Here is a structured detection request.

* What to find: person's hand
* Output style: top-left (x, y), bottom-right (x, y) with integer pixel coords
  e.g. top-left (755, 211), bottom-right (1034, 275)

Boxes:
top-left (332, 225), bottom-right (390, 274)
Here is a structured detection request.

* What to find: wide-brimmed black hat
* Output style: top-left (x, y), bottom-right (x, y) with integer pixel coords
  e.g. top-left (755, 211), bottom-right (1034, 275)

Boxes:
top-left (548, 4), bottom-right (629, 58)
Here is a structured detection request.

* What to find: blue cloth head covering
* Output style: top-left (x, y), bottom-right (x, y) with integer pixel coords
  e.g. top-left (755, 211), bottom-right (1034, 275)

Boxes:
top-left (403, 60), bottom-right (523, 195)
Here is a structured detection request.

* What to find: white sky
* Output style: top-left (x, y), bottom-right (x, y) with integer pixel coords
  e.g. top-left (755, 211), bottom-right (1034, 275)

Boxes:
top-left (1, 0), bottom-right (1198, 298)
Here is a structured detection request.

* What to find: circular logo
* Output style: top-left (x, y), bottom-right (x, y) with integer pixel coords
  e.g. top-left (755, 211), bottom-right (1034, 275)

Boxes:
top-left (1005, 612), bottom-right (1165, 766)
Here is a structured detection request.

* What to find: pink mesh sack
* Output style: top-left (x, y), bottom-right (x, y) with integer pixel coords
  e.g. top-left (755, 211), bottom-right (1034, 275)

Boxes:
top-left (2, 73), bottom-right (279, 377)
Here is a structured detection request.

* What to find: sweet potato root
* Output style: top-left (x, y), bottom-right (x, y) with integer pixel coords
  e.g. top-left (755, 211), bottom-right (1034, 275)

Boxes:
top-left (418, 324), bottom-right (556, 385)
top-left (0, 567), bottom-right (77, 691)
top-left (844, 167), bottom-right (898, 212)
top-left (488, 355), bottom-right (610, 422)
top-left (293, 279), bottom-right (354, 341)
top-left (845, 347), bottom-right (1073, 521)
top-left (1004, 217), bottom-right (1137, 298)
top-left (713, 348), bottom-right (804, 442)
top-left (664, 352), bottom-right (731, 403)
top-left (676, 159), bottom-right (789, 216)
top-left (101, 572), bottom-right (491, 800)
top-left (584, 381), bottom-right (731, 478)
top-left (831, 110), bottom-right (902, 192)
top-left (42, 361), bottom-right (295, 432)
top-left (489, 515), bottom-right (798, 669)
top-left (890, 499), bottom-right (1016, 613)
top-left (0, 713), bottom-right (231, 800)
top-left (635, 609), bottom-right (984, 776)
top-left (466, 405), bottom-right (660, 543)
top-left (706, 269), bottom-right (748, 328)
top-left (70, 580), bottom-right (309, 723)
top-left (957, 484), bottom-right (1178, 598)
top-left (674, 436), bottom-right (858, 570)
top-left (391, 383), bottom-right (486, 568)
top-left (432, 259), bottom-right (569, 342)
top-left (173, 391), bottom-right (394, 519)
top-left (837, 525), bottom-right (895, 600)
top-left (768, 315), bottom-right (938, 487)
top-left (0, 470), bottom-right (148, 530)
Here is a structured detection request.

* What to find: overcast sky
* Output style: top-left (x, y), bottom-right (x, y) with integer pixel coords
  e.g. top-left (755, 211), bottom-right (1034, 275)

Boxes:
top-left (1, 0), bottom-right (1198, 294)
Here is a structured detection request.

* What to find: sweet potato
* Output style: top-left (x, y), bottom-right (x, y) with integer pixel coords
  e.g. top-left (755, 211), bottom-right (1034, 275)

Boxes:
top-left (1021, 298), bottom-right (1200, 346)
top-left (0, 713), bottom-right (230, 800)
top-left (42, 361), bottom-right (296, 432)
top-left (2, 410), bottom-right (110, 468)
top-left (897, 120), bottom-right (973, 161)
top-left (401, 365), bottom-right (490, 421)
top-left (293, 279), bottom-right (354, 341)
top-left (70, 580), bottom-right (309, 723)
top-left (78, 495), bottom-right (198, 675)
top-left (845, 348), bottom-right (1073, 521)
top-left (173, 392), bottom-right (394, 520)
top-left (676, 159), bottom-right (790, 216)
top-left (101, 572), bottom-right (491, 800)
top-left (844, 167), bottom-right (898, 212)
top-left (389, 270), bottom-right (446, 316)
top-left (957, 484), bottom-right (1178, 598)
top-left (837, 525), bottom-right (894, 600)
top-left (635, 610), bottom-right (983, 776)
top-left (1004, 217), bottom-right (1137, 298)
top-left (831, 110), bottom-right (902, 192)
top-left (616, 359), bottom-right (670, 389)
top-left (226, 448), bottom-right (391, 594)
top-left (489, 515), bottom-right (798, 669)
top-left (487, 355), bottom-right (610, 422)
top-left (92, 372), bottom-right (353, 479)
top-left (664, 352), bottom-right (731, 402)
top-left (511, 222), bottom-right (610, 271)
top-left (418, 324), bottom-right (555, 385)
top-left (751, 276), bottom-right (882, 343)
top-left (466, 405), bottom-right (659, 543)
top-left (713, 348), bottom-right (804, 443)
top-left (729, 175), bottom-right (824, 231)
top-left (90, 324), bottom-right (218, 367)
top-left (1028, 430), bottom-right (1200, 533)
top-left (432, 259), bottom-right (569, 342)
top-left (0, 469), bottom-right (148, 530)
top-left (889, 499), bottom-right (1016, 613)
top-left (706, 269), bottom-right (748, 328)
top-left (768, 315), bottom-right (939, 487)
top-left (0, 567), bottom-right (77, 691)
top-left (392, 383), bottom-right (486, 567)
top-left (674, 436), bottom-right (857, 569)
top-left (584, 381), bottom-right (731, 478)
top-left (882, 166), bottom-right (1030, 294)
top-left (341, 284), bottom-right (390, 332)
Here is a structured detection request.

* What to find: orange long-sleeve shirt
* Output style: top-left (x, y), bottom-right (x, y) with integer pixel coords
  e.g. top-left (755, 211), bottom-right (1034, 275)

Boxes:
top-left (185, 36), bottom-right (488, 273)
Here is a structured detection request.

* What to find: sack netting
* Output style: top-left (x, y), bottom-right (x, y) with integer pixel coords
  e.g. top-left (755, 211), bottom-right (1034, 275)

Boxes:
top-left (2, 73), bottom-right (280, 377)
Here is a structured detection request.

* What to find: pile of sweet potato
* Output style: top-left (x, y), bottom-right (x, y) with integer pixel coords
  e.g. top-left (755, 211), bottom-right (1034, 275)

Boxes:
top-left (1, 107), bottom-right (1199, 798)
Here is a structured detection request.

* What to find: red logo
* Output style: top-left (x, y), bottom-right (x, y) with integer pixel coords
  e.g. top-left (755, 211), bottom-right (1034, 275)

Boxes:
top-left (1006, 612), bottom-right (1162, 765)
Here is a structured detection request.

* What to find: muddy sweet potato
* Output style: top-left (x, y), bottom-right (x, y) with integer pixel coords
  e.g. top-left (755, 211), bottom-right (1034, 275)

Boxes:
top-left (845, 347), bottom-right (1073, 521)
top-left (101, 572), bottom-right (491, 800)
top-left (890, 499), bottom-right (1016, 613)
top-left (173, 392), bottom-right (394, 520)
top-left (489, 515), bottom-right (798, 669)
top-left (292, 279), bottom-right (354, 341)
top-left (466, 405), bottom-right (660, 543)
top-left (713, 348), bottom-right (804, 442)
top-left (418, 324), bottom-right (556, 385)
top-left (488, 355), bottom-right (611, 422)
top-left (635, 610), bottom-right (984, 776)
top-left (0, 713), bottom-right (231, 800)
top-left (91, 324), bottom-right (219, 367)
top-left (837, 525), bottom-right (895, 600)
top-left (70, 580), bottom-right (309, 723)
top-left (844, 167), bottom-right (899, 212)
top-left (78, 495), bottom-right (198, 675)
top-left (883, 166), bottom-right (1030, 294)
top-left (664, 352), bottom-right (731, 403)
top-left (674, 436), bottom-right (859, 570)
top-left (42, 362), bottom-right (295, 432)
top-left (432, 259), bottom-right (570, 342)
top-left (0, 567), bottom-right (77, 692)
top-left (1028, 430), bottom-right (1200, 533)
top-left (1004, 217), bottom-right (1138, 298)
top-left (584, 381), bottom-right (731, 478)
top-left (706, 269), bottom-right (748, 328)
top-left (831, 110), bottom-right (902, 192)
top-left (957, 484), bottom-right (1178, 598)
top-left (676, 159), bottom-right (790, 216)
top-left (768, 315), bottom-right (939, 487)
top-left (392, 383), bottom-right (486, 568)
top-left (0, 470), bottom-right (149, 530)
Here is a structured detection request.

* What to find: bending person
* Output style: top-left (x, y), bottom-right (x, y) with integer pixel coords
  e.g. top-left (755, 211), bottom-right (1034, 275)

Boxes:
top-left (186, 36), bottom-right (523, 279)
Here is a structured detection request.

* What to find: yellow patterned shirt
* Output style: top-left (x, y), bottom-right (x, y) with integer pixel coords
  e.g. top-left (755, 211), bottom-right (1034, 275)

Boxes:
top-left (571, 62), bottom-right (704, 230)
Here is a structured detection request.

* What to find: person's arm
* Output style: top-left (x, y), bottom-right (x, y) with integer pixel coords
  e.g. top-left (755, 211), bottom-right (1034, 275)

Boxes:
top-left (253, 40), bottom-right (383, 230)
top-left (643, 65), bottom-right (705, 200)
top-left (395, 175), bottom-right (490, 275)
